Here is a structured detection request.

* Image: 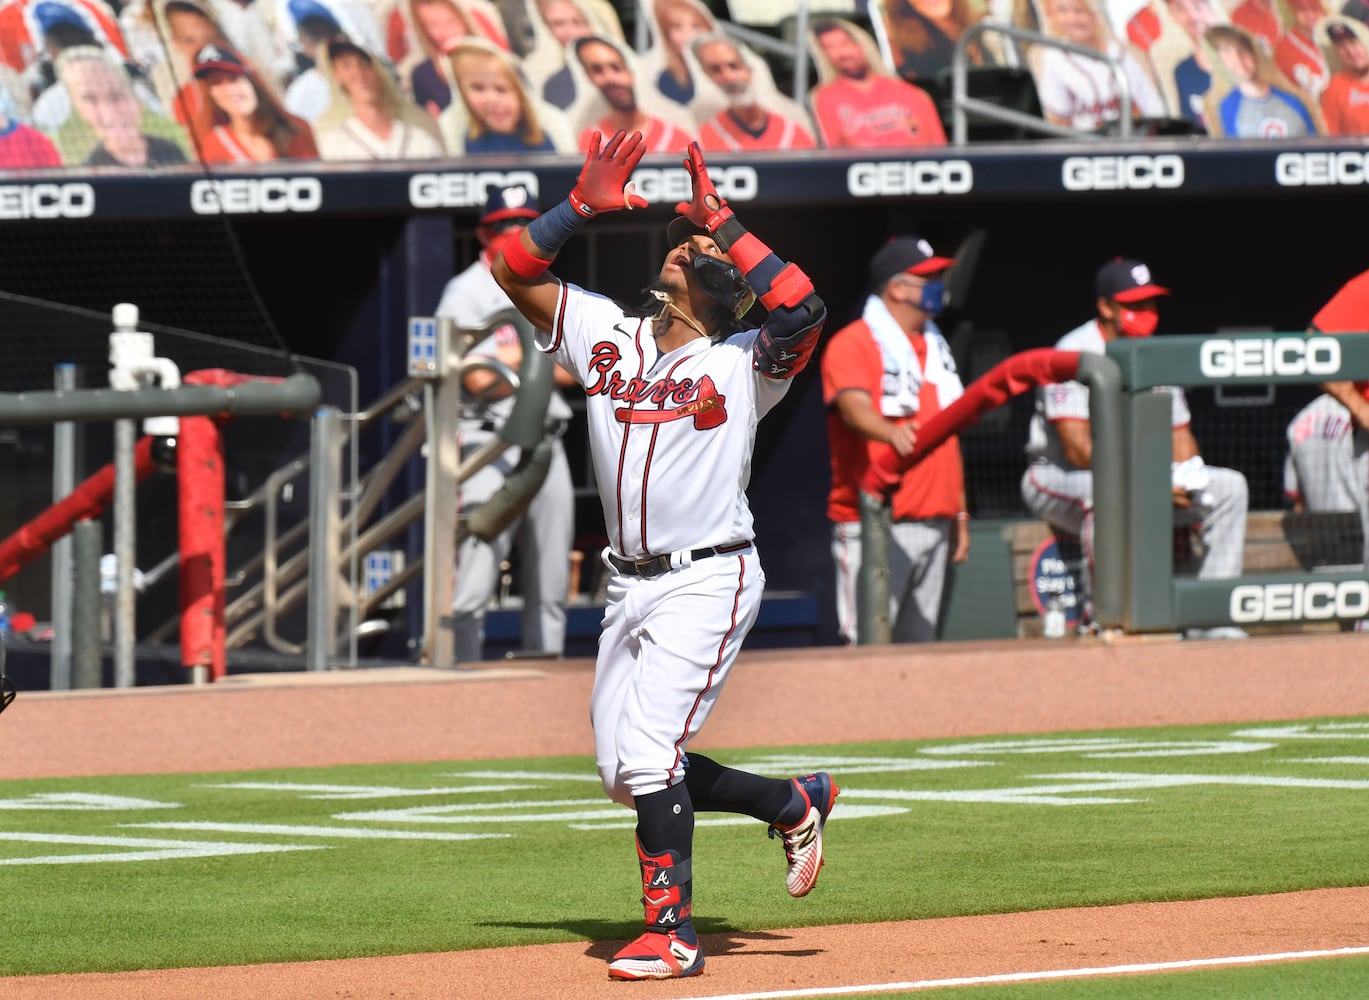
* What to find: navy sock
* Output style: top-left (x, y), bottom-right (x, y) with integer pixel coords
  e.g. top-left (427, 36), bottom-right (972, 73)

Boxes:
top-left (634, 782), bottom-right (694, 861)
top-left (683, 752), bottom-right (797, 824)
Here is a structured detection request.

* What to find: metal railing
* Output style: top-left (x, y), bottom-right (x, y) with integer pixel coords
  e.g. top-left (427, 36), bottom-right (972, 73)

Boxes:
top-left (951, 21), bottom-right (1134, 144)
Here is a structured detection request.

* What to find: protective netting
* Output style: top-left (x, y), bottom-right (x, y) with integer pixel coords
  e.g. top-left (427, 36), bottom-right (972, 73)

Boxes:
top-left (0, 292), bottom-right (297, 392)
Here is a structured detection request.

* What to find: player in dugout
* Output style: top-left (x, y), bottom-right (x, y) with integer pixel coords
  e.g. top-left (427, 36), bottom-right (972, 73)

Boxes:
top-left (490, 130), bottom-right (835, 981)
top-left (1021, 257), bottom-right (1250, 638)
top-left (1305, 265), bottom-right (1369, 574)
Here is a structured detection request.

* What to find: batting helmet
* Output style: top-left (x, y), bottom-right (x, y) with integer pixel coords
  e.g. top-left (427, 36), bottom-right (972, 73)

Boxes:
top-left (666, 217), bottom-right (755, 318)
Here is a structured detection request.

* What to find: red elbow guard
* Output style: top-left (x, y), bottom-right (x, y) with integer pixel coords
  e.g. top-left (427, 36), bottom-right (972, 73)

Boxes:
top-left (503, 236), bottom-right (553, 280)
top-left (758, 263), bottom-right (815, 312)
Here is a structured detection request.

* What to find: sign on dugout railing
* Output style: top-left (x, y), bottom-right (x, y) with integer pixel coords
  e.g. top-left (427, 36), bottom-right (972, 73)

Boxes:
top-left (1105, 331), bottom-right (1369, 633)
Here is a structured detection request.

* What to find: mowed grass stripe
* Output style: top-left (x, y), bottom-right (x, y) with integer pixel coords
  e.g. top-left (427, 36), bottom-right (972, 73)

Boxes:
top-left (0, 719), bottom-right (1366, 975)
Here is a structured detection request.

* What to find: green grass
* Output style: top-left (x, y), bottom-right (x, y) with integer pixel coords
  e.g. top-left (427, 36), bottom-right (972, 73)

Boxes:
top-left (812, 955), bottom-right (1369, 998)
top-left (2, 718), bottom-right (1368, 977)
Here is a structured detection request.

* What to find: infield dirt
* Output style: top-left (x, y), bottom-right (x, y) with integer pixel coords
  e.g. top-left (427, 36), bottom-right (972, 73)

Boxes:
top-left (6, 632), bottom-right (1369, 998)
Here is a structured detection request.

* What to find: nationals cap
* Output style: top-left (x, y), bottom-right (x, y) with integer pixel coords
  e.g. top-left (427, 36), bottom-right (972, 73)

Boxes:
top-left (1095, 257), bottom-right (1170, 302)
top-left (193, 43), bottom-right (248, 78)
top-left (868, 236), bottom-right (955, 287)
top-left (481, 184), bottom-right (540, 226)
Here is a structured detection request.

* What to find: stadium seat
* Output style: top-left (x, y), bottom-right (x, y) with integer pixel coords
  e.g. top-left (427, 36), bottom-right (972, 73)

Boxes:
top-left (928, 65), bottom-right (1046, 143)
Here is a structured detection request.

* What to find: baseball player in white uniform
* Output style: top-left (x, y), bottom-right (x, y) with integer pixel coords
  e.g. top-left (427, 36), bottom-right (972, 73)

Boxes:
top-left (492, 131), bottom-right (835, 982)
top-left (1283, 393), bottom-right (1368, 571)
top-left (1021, 257), bottom-right (1250, 635)
top-left (436, 185), bottom-right (577, 662)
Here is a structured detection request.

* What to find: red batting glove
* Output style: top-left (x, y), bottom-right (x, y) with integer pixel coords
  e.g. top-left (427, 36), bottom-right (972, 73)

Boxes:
top-left (674, 141), bottom-right (734, 235)
top-left (568, 129), bottom-right (648, 218)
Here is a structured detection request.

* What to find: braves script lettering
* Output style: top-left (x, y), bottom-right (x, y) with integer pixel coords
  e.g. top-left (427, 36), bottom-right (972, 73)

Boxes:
top-left (585, 342), bottom-right (730, 428)
top-left (585, 342), bottom-right (697, 404)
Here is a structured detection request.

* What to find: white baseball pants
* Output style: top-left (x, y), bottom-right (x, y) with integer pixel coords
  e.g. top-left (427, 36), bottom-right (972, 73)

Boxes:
top-left (590, 548), bottom-right (764, 807)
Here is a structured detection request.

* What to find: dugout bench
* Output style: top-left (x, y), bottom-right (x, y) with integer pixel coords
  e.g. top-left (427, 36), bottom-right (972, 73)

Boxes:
top-left (1003, 511), bottom-right (1365, 638)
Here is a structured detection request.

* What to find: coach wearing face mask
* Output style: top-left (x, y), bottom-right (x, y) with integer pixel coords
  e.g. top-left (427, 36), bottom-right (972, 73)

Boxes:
top-left (1020, 256), bottom-right (1250, 638)
top-left (822, 235), bottom-right (970, 645)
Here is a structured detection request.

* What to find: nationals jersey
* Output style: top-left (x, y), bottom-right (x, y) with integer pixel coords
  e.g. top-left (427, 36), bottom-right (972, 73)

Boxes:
top-left (1283, 394), bottom-right (1365, 511)
top-left (536, 282), bottom-right (791, 559)
top-left (1034, 43), bottom-right (1167, 130)
top-left (1026, 319), bottom-right (1189, 467)
top-left (811, 75), bottom-right (947, 147)
top-left (1320, 73), bottom-right (1369, 136)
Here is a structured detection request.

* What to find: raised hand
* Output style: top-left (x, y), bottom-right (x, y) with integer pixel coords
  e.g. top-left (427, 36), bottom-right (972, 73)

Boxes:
top-left (674, 141), bottom-right (734, 234)
top-left (568, 129), bottom-right (648, 218)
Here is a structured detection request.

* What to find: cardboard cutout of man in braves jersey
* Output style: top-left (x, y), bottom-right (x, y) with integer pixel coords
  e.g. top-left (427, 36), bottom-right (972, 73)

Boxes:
top-left (491, 130), bottom-right (833, 982)
top-left (567, 33), bottom-right (695, 152)
top-left (1020, 257), bottom-right (1250, 637)
top-left (807, 17), bottom-right (946, 146)
top-left (687, 32), bottom-right (817, 151)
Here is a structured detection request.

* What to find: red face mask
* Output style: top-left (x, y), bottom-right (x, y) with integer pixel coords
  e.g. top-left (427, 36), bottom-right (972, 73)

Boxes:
top-left (1118, 307), bottom-right (1159, 338)
top-left (484, 228), bottom-right (520, 258)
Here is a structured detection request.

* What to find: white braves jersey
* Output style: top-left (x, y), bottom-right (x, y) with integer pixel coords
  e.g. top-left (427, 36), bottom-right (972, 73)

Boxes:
top-left (1026, 319), bottom-right (1189, 467)
top-left (1035, 42), bottom-right (1167, 130)
top-left (437, 259), bottom-right (572, 426)
top-left (537, 281), bottom-right (791, 559)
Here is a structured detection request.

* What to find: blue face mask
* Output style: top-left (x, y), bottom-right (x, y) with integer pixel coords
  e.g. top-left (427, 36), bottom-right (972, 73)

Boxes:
top-left (919, 279), bottom-right (946, 315)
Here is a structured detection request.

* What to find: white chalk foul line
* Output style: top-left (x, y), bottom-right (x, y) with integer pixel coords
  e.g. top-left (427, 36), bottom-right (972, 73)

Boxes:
top-left (674, 945), bottom-right (1369, 1000)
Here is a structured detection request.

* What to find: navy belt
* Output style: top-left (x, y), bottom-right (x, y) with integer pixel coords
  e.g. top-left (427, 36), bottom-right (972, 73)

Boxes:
top-left (607, 541), bottom-right (751, 579)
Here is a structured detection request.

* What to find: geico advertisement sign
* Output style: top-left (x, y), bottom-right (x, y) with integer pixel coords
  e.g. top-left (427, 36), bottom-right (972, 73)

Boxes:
top-left (410, 170), bottom-right (539, 208)
top-left (1230, 580), bottom-right (1369, 623)
top-left (0, 182), bottom-right (95, 219)
top-left (1062, 155), bottom-right (1184, 191)
top-left (1199, 336), bottom-right (1341, 378)
top-left (626, 166), bottom-right (757, 203)
top-left (411, 167), bottom-right (758, 208)
top-left (192, 177), bottom-right (322, 214)
top-left (847, 160), bottom-right (973, 196)
top-left (1275, 152), bottom-right (1369, 186)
